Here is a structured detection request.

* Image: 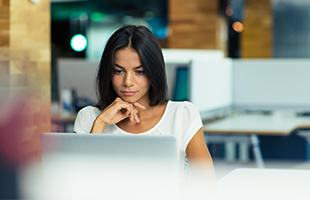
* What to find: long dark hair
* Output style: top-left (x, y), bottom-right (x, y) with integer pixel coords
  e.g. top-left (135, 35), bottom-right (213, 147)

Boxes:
top-left (95, 25), bottom-right (168, 110)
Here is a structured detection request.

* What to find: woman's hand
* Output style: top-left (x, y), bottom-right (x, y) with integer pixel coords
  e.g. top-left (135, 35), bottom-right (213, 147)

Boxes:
top-left (90, 97), bottom-right (145, 133)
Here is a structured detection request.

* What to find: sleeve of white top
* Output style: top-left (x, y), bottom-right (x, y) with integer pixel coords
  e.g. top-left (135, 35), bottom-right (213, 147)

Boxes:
top-left (73, 106), bottom-right (100, 134)
top-left (179, 102), bottom-right (203, 152)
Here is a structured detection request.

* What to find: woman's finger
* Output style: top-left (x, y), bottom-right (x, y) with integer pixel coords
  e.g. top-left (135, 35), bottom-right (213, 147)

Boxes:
top-left (131, 105), bottom-right (135, 122)
top-left (124, 104), bottom-right (133, 122)
top-left (134, 115), bottom-right (140, 123)
top-left (133, 102), bottom-right (146, 110)
top-left (132, 108), bottom-right (138, 123)
top-left (125, 103), bottom-right (141, 123)
top-left (104, 98), bottom-right (143, 124)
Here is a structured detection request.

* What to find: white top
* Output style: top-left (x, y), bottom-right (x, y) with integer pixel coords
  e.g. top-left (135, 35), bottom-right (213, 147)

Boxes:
top-left (74, 101), bottom-right (203, 181)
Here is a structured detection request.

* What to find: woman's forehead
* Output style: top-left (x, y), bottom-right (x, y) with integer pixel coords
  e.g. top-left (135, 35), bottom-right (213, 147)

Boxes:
top-left (114, 47), bottom-right (142, 67)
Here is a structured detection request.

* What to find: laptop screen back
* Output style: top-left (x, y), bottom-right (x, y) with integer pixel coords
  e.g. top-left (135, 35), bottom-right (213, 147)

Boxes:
top-left (40, 133), bottom-right (179, 199)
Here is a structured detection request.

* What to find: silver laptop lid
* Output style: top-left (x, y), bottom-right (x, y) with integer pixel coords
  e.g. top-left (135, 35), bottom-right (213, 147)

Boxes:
top-left (40, 133), bottom-right (179, 199)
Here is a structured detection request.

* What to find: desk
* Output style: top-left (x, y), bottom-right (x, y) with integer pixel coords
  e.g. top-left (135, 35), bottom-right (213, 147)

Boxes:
top-left (51, 114), bottom-right (76, 132)
top-left (217, 168), bottom-right (310, 200)
top-left (203, 114), bottom-right (310, 167)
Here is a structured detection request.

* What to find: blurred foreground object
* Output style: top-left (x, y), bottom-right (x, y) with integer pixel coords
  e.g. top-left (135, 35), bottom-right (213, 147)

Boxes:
top-left (0, 95), bottom-right (47, 199)
top-left (0, 97), bottom-right (25, 199)
top-left (217, 168), bottom-right (310, 200)
top-left (0, 96), bottom-right (33, 199)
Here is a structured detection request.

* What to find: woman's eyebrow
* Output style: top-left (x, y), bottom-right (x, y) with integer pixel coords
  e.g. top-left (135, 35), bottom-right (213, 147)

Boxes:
top-left (114, 63), bottom-right (143, 69)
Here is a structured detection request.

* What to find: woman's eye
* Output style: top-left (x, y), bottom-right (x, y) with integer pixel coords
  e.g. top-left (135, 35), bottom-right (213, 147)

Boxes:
top-left (136, 70), bottom-right (145, 75)
top-left (115, 70), bottom-right (123, 74)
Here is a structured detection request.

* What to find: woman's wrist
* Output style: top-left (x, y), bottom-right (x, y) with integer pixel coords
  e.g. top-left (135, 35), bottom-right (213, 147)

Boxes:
top-left (90, 117), bottom-right (107, 134)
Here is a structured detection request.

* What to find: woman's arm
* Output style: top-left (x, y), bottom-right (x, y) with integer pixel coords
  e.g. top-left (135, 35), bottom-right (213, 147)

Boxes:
top-left (185, 127), bottom-right (217, 194)
top-left (90, 118), bottom-right (108, 133)
top-left (186, 127), bottom-right (215, 174)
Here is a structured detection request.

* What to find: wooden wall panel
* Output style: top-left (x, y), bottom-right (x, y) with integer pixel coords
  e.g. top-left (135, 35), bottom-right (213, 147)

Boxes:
top-left (169, 0), bottom-right (227, 54)
top-left (0, 0), bottom-right (9, 61)
top-left (0, 0), bottom-right (51, 164)
top-left (0, 0), bottom-right (10, 99)
top-left (241, 0), bottom-right (273, 58)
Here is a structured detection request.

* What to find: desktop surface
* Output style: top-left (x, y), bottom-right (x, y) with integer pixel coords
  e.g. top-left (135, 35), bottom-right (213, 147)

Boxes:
top-left (203, 114), bottom-right (310, 135)
top-left (203, 113), bottom-right (310, 167)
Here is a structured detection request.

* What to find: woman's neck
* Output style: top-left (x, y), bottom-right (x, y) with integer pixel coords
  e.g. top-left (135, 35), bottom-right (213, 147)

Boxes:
top-left (133, 97), bottom-right (151, 119)
top-left (116, 101), bottom-right (167, 133)
top-left (128, 101), bottom-right (166, 123)
top-left (136, 102), bottom-right (154, 121)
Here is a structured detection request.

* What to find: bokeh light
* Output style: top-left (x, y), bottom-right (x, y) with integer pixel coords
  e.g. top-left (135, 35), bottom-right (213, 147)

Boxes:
top-left (226, 6), bottom-right (233, 16)
top-left (70, 34), bottom-right (87, 52)
top-left (232, 21), bottom-right (244, 32)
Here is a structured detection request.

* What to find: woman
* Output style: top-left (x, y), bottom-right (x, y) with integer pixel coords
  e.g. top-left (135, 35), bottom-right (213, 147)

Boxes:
top-left (74, 25), bottom-right (216, 191)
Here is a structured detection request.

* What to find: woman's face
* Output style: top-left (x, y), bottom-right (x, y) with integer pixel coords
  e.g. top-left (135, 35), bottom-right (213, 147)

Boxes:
top-left (112, 47), bottom-right (150, 105)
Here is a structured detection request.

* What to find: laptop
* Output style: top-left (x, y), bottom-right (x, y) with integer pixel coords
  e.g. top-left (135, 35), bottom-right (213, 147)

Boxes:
top-left (40, 133), bottom-right (179, 199)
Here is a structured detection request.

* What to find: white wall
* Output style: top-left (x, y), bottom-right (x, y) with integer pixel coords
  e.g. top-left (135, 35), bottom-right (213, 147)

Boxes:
top-left (233, 59), bottom-right (310, 109)
top-left (190, 59), bottom-right (233, 114)
top-left (57, 58), bottom-right (99, 103)
top-left (162, 49), bottom-right (224, 64)
top-left (57, 54), bottom-right (310, 116)
top-left (86, 25), bottom-right (119, 61)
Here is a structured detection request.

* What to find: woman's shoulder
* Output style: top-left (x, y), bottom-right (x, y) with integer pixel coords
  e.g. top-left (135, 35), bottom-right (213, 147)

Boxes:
top-left (77, 105), bottom-right (102, 117)
top-left (167, 100), bottom-right (198, 111)
top-left (166, 101), bottom-right (200, 120)
top-left (74, 106), bottom-right (102, 133)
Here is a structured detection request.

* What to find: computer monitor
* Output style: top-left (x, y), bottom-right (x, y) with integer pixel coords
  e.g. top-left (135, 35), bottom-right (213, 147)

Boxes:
top-left (173, 67), bottom-right (189, 101)
top-left (168, 59), bottom-right (233, 121)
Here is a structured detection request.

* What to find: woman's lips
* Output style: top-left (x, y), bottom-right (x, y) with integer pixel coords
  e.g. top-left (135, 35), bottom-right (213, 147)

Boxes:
top-left (121, 91), bottom-right (137, 96)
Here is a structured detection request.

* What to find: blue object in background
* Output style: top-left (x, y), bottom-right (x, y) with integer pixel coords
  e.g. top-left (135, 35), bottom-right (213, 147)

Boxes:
top-left (173, 67), bottom-right (188, 101)
top-left (259, 131), bottom-right (308, 161)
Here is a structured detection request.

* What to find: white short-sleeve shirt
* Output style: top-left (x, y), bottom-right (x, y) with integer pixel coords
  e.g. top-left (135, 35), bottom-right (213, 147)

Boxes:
top-left (74, 100), bottom-right (203, 181)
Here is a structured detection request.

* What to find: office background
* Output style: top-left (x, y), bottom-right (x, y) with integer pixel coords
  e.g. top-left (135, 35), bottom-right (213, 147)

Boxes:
top-left (50, 0), bottom-right (310, 161)
top-left (1, 0), bottom-right (310, 167)
top-left (1, 0), bottom-right (310, 198)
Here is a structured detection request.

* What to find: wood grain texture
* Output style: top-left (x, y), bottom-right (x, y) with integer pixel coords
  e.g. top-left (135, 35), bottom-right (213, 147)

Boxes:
top-left (168, 0), bottom-right (227, 54)
top-left (0, 0), bottom-right (9, 58)
top-left (0, 0), bottom-right (51, 164)
top-left (240, 0), bottom-right (273, 58)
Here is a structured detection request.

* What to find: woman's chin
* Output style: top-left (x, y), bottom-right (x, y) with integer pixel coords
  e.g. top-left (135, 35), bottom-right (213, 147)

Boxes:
top-left (119, 96), bottom-right (136, 103)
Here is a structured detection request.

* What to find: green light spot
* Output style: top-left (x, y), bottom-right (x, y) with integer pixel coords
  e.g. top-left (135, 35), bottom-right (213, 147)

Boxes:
top-left (70, 34), bottom-right (87, 52)
top-left (91, 12), bottom-right (107, 22)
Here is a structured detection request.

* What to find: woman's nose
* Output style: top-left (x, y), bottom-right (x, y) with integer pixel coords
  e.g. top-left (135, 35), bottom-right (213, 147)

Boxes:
top-left (123, 72), bottom-right (134, 87)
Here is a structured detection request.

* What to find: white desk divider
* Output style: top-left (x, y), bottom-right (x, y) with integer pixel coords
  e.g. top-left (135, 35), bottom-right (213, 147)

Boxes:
top-left (233, 59), bottom-right (310, 110)
top-left (189, 58), bottom-right (233, 120)
top-left (57, 56), bottom-right (310, 115)
top-left (162, 49), bottom-right (224, 64)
